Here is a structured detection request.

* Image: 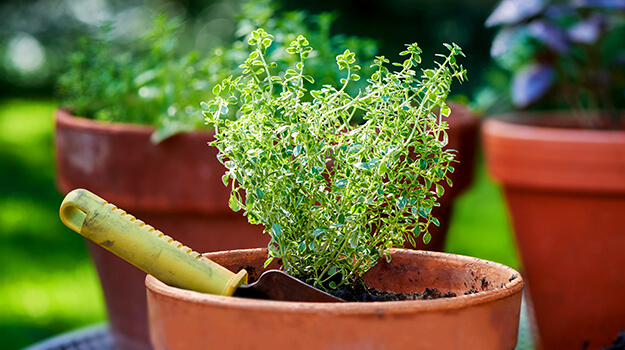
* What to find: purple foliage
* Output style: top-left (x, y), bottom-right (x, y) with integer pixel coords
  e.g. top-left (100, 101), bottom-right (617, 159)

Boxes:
top-left (544, 4), bottom-right (577, 18)
top-left (573, 0), bottom-right (625, 9)
top-left (568, 13), bottom-right (607, 43)
top-left (485, 0), bottom-right (546, 27)
top-left (512, 63), bottom-right (555, 107)
top-left (490, 27), bottom-right (522, 58)
top-left (528, 20), bottom-right (570, 52)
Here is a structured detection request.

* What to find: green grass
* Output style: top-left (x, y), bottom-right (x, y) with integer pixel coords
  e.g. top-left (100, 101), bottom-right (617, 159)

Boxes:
top-left (445, 158), bottom-right (520, 269)
top-left (0, 99), bottom-right (106, 350)
top-left (0, 99), bottom-right (519, 349)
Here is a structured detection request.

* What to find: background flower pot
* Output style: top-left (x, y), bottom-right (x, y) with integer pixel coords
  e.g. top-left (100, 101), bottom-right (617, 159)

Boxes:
top-left (409, 102), bottom-right (480, 251)
top-left (146, 248), bottom-right (524, 350)
top-left (54, 110), bottom-right (267, 350)
top-left (482, 114), bottom-right (625, 350)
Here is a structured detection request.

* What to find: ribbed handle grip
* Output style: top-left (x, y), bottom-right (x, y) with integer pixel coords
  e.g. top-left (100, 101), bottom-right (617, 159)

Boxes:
top-left (60, 188), bottom-right (247, 295)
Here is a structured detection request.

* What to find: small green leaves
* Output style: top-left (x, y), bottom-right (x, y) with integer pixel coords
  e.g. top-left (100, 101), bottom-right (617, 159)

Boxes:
top-left (207, 30), bottom-right (463, 291)
top-left (336, 49), bottom-right (356, 70)
top-left (248, 28), bottom-right (274, 50)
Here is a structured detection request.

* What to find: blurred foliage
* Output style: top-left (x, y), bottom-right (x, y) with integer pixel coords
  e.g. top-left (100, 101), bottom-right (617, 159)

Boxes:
top-left (56, 0), bottom-right (379, 142)
top-left (1, 0), bottom-right (499, 102)
top-left (478, 0), bottom-right (625, 127)
top-left (0, 99), bottom-right (106, 350)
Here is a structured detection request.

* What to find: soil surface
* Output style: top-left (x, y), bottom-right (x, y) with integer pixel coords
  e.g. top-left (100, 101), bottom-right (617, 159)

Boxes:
top-left (244, 266), bottom-right (468, 302)
top-left (330, 280), bottom-right (457, 302)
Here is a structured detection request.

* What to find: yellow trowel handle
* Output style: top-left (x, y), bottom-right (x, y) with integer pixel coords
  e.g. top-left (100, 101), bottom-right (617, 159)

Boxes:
top-left (60, 188), bottom-right (247, 296)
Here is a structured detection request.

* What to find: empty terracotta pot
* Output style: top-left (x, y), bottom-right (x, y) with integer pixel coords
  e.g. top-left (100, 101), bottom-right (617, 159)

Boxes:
top-left (54, 110), bottom-right (267, 350)
top-left (482, 113), bottom-right (625, 350)
top-left (146, 248), bottom-right (524, 349)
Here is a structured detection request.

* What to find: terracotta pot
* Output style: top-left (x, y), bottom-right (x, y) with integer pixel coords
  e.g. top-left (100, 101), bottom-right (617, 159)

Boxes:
top-left (482, 113), bottom-right (625, 350)
top-left (409, 102), bottom-right (480, 251)
top-left (146, 248), bottom-right (524, 349)
top-left (54, 110), bottom-right (267, 350)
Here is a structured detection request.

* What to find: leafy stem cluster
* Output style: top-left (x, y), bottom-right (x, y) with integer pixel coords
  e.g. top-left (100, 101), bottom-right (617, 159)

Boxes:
top-left (204, 29), bottom-right (466, 291)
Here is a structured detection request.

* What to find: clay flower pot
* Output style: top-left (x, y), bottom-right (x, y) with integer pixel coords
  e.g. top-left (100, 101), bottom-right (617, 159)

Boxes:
top-left (54, 110), bottom-right (267, 350)
top-left (146, 248), bottom-right (524, 349)
top-left (482, 113), bottom-right (625, 350)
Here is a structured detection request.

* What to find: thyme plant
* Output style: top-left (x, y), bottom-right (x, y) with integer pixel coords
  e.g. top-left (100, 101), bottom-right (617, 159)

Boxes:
top-left (204, 29), bottom-right (466, 291)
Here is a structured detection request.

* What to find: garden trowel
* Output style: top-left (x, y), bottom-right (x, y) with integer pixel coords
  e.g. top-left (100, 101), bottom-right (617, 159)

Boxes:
top-left (59, 188), bottom-right (342, 302)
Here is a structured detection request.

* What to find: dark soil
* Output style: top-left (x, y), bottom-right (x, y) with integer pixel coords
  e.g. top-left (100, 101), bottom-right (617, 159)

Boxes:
top-left (329, 280), bottom-right (457, 302)
top-left (243, 265), bottom-right (470, 302)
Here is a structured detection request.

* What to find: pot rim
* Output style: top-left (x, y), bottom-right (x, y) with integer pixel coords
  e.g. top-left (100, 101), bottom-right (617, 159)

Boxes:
top-left (482, 113), bottom-right (625, 193)
top-left (484, 112), bottom-right (625, 143)
top-left (145, 248), bottom-right (523, 315)
top-left (55, 108), bottom-right (215, 136)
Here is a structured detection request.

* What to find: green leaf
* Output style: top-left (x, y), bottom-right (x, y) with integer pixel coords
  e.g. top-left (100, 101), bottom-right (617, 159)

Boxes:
top-left (396, 196), bottom-right (408, 210)
top-left (312, 228), bottom-right (325, 236)
top-left (353, 162), bottom-right (370, 171)
top-left (418, 208), bottom-right (428, 219)
top-left (293, 145), bottom-right (302, 156)
top-left (335, 178), bottom-right (348, 188)
top-left (272, 223), bottom-right (283, 238)
top-left (413, 227), bottom-right (421, 238)
top-left (441, 104), bottom-right (450, 117)
top-left (220, 105), bottom-right (229, 115)
top-left (229, 194), bottom-right (240, 212)
top-left (338, 213), bottom-right (345, 225)
top-left (423, 232), bottom-right (432, 244)
top-left (432, 217), bottom-right (440, 226)
top-left (256, 188), bottom-right (264, 199)
top-left (435, 183), bottom-right (445, 197)
top-left (349, 233), bottom-right (358, 248)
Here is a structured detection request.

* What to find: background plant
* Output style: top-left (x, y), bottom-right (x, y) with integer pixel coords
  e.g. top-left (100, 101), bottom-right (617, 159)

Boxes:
top-left (479, 0), bottom-right (625, 128)
top-left (56, 0), bottom-right (377, 142)
top-left (205, 29), bottom-right (466, 291)
top-left (56, 14), bottom-right (210, 142)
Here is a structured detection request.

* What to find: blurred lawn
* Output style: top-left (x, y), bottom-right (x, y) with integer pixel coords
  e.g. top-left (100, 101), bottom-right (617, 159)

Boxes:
top-left (0, 98), bottom-right (519, 349)
top-left (0, 99), bottom-right (106, 350)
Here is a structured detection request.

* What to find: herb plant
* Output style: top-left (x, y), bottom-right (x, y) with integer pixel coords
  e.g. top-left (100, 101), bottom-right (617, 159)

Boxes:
top-left (57, 0), bottom-right (378, 142)
top-left (482, 0), bottom-right (625, 128)
top-left (57, 15), bottom-right (211, 142)
top-left (204, 29), bottom-right (466, 291)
